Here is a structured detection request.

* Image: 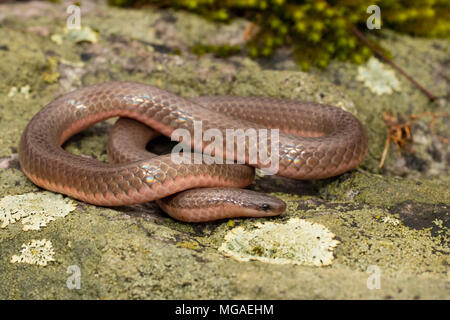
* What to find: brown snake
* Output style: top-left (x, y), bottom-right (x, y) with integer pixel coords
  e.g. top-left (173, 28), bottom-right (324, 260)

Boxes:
top-left (19, 81), bottom-right (368, 222)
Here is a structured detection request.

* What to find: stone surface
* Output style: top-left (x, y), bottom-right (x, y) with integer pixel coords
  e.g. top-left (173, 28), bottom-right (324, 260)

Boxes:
top-left (0, 0), bottom-right (448, 299)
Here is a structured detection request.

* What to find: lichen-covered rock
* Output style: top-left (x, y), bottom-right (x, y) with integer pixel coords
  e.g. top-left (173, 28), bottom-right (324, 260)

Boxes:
top-left (0, 192), bottom-right (76, 230)
top-left (0, 0), bottom-right (448, 299)
top-left (219, 218), bottom-right (340, 266)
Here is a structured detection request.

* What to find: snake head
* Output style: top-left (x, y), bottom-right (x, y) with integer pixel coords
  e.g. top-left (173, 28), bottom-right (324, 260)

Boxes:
top-left (156, 188), bottom-right (286, 222)
top-left (239, 190), bottom-right (286, 218)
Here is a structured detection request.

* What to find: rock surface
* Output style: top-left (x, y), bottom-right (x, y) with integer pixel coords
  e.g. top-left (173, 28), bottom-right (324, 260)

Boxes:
top-left (0, 0), bottom-right (448, 299)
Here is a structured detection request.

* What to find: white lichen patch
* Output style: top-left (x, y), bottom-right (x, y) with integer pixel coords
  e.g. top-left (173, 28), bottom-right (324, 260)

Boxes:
top-left (382, 216), bottom-right (401, 226)
top-left (0, 192), bottom-right (76, 230)
top-left (8, 85), bottom-right (30, 99)
top-left (11, 239), bottom-right (55, 266)
top-left (52, 26), bottom-right (98, 45)
top-left (66, 26), bottom-right (98, 43)
top-left (219, 218), bottom-right (340, 266)
top-left (356, 57), bottom-right (401, 95)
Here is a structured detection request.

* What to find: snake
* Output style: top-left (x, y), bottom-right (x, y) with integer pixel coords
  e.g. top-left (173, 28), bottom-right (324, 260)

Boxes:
top-left (19, 81), bottom-right (368, 222)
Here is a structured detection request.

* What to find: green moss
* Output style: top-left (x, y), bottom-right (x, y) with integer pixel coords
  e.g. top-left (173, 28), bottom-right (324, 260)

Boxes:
top-left (108, 0), bottom-right (449, 69)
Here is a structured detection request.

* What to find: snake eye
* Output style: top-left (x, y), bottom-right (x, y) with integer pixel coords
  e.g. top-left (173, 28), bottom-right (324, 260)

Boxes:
top-left (261, 203), bottom-right (271, 211)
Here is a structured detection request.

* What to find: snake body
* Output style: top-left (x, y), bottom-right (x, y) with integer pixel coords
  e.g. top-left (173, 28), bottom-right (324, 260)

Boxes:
top-left (19, 82), bottom-right (368, 222)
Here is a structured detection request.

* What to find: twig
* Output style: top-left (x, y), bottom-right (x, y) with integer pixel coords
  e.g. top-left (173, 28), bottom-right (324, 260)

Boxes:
top-left (351, 26), bottom-right (437, 101)
top-left (379, 111), bottom-right (449, 168)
